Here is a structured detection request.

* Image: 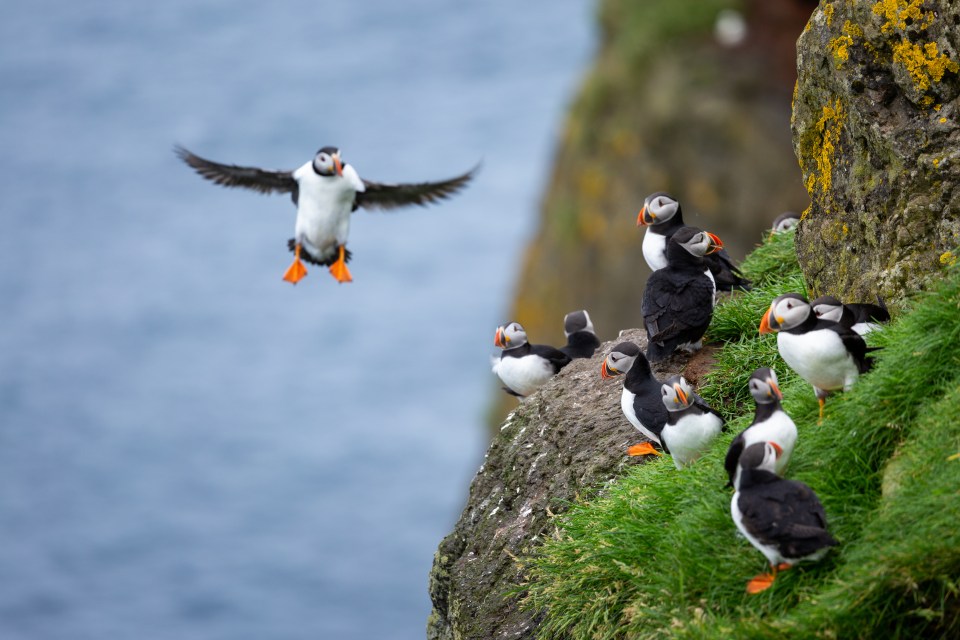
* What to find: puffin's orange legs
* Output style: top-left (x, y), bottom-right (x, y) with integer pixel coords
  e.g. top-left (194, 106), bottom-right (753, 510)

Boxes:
top-left (627, 442), bottom-right (662, 457)
top-left (328, 245), bottom-right (353, 284)
top-left (746, 563), bottom-right (792, 594)
top-left (283, 243), bottom-right (308, 284)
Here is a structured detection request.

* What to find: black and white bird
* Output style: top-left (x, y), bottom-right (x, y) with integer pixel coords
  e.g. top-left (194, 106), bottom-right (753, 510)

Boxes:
top-left (642, 226), bottom-right (724, 362)
top-left (771, 212), bottom-right (800, 233)
top-left (760, 293), bottom-right (873, 420)
top-left (810, 295), bottom-right (890, 336)
top-left (724, 367), bottom-right (797, 488)
top-left (637, 192), bottom-right (750, 290)
top-left (560, 310), bottom-right (601, 359)
top-left (600, 342), bottom-right (668, 457)
top-left (659, 375), bottom-right (724, 469)
top-left (731, 441), bottom-right (838, 594)
top-left (492, 322), bottom-right (571, 397)
top-left (176, 145), bottom-right (476, 284)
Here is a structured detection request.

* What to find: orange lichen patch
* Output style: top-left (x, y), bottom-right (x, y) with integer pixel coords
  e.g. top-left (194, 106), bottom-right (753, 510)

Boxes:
top-left (892, 40), bottom-right (960, 92)
top-left (872, 0), bottom-right (931, 33)
top-left (803, 99), bottom-right (846, 198)
top-left (829, 22), bottom-right (863, 67)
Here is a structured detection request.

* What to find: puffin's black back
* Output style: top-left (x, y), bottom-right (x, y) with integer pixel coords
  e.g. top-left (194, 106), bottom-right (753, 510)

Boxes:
top-left (561, 331), bottom-right (601, 359)
top-left (623, 354), bottom-right (669, 441)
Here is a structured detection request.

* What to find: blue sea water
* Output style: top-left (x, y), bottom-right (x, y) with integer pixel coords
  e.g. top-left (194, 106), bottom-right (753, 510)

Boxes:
top-left (0, 2), bottom-right (594, 638)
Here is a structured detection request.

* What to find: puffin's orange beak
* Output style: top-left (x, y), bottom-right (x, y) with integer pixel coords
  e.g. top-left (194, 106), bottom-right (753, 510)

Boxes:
top-left (601, 360), bottom-right (619, 379)
top-left (768, 379), bottom-right (782, 400)
top-left (705, 232), bottom-right (724, 254)
top-left (494, 327), bottom-right (506, 348)
top-left (759, 308), bottom-right (774, 334)
top-left (333, 153), bottom-right (343, 177)
top-left (637, 205), bottom-right (654, 227)
top-left (674, 383), bottom-right (688, 405)
top-left (771, 442), bottom-right (784, 458)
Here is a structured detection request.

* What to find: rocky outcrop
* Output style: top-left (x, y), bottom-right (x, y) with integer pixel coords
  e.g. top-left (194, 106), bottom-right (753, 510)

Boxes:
top-left (793, 0), bottom-right (960, 303)
top-left (427, 332), bottom-right (713, 640)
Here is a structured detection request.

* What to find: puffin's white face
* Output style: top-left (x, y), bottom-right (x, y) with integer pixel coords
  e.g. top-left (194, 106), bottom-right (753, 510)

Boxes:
top-left (661, 375), bottom-right (694, 411)
top-left (677, 230), bottom-right (724, 258)
top-left (769, 295), bottom-right (811, 331)
top-left (312, 147), bottom-right (343, 177)
top-left (773, 216), bottom-right (799, 233)
top-left (638, 193), bottom-right (679, 227)
top-left (601, 350), bottom-right (636, 378)
top-left (811, 300), bottom-right (844, 323)
top-left (494, 322), bottom-right (528, 349)
top-left (739, 441), bottom-right (782, 474)
top-left (563, 310), bottom-right (594, 337)
top-left (748, 368), bottom-right (782, 404)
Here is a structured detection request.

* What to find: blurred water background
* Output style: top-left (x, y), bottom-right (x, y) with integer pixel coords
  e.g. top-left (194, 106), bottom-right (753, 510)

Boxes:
top-left (0, 1), bottom-right (594, 638)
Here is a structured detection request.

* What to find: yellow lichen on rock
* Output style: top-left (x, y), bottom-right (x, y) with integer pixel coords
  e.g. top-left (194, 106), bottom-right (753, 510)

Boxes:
top-left (892, 40), bottom-right (960, 91)
top-left (803, 99), bottom-right (846, 199)
top-left (939, 251), bottom-right (957, 267)
top-left (829, 21), bottom-right (864, 68)
top-left (872, 0), bottom-right (931, 33)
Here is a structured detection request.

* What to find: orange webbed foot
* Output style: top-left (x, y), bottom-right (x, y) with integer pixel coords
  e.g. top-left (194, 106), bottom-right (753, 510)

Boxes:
top-left (328, 245), bottom-right (353, 284)
top-left (283, 244), bottom-right (308, 284)
top-left (627, 442), bottom-right (662, 457)
top-left (746, 572), bottom-right (777, 594)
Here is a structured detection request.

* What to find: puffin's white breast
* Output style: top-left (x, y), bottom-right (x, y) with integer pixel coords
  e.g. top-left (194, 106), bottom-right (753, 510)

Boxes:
top-left (496, 355), bottom-right (555, 397)
top-left (661, 411), bottom-right (723, 469)
top-left (292, 162), bottom-right (364, 251)
top-left (733, 412), bottom-right (797, 487)
top-left (777, 330), bottom-right (859, 392)
top-left (642, 232), bottom-right (668, 271)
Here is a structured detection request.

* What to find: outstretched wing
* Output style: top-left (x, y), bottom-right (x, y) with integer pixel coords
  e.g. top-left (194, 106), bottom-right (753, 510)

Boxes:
top-left (355, 164), bottom-right (478, 211)
top-left (175, 146), bottom-right (297, 196)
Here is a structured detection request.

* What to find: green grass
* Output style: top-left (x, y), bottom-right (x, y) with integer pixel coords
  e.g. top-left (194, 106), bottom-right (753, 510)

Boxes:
top-left (521, 231), bottom-right (960, 639)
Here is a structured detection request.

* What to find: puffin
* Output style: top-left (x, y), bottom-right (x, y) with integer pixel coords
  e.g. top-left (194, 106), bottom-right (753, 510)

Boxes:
top-left (659, 375), bottom-right (724, 469)
top-left (731, 441), bottom-right (838, 594)
top-left (810, 295), bottom-right (890, 336)
top-left (560, 309), bottom-right (601, 359)
top-left (175, 145), bottom-right (476, 284)
top-left (600, 342), bottom-right (668, 457)
top-left (636, 192), bottom-right (750, 290)
top-left (492, 322), bottom-right (571, 397)
top-left (760, 293), bottom-right (873, 420)
top-left (771, 212), bottom-right (800, 233)
top-left (724, 367), bottom-right (797, 488)
top-left (642, 226), bottom-right (724, 362)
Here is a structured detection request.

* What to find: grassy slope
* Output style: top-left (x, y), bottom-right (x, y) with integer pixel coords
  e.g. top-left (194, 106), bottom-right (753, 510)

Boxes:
top-left (522, 231), bottom-right (960, 639)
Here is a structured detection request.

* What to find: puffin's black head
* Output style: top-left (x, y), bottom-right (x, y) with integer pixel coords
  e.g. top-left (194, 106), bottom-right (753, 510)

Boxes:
top-left (748, 367), bottom-right (782, 404)
top-left (563, 309), bottom-right (594, 337)
top-left (637, 192), bottom-right (681, 227)
top-left (759, 293), bottom-right (810, 334)
top-left (739, 441), bottom-right (782, 473)
top-left (601, 341), bottom-right (643, 379)
top-left (313, 146), bottom-right (343, 177)
top-left (666, 226), bottom-right (724, 262)
top-left (494, 322), bottom-right (528, 349)
top-left (810, 295), bottom-right (845, 323)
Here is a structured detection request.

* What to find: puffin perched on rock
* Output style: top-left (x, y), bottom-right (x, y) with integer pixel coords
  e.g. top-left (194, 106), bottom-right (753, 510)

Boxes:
top-left (600, 342), bottom-right (668, 457)
top-left (560, 310), bottom-right (601, 359)
top-left (724, 367), bottom-right (797, 488)
top-left (810, 295), bottom-right (890, 336)
top-left (492, 322), bottom-right (571, 397)
top-left (659, 375), bottom-right (724, 469)
top-left (637, 192), bottom-right (750, 291)
top-left (731, 441), bottom-right (838, 594)
top-left (176, 145), bottom-right (476, 284)
top-left (760, 293), bottom-right (873, 420)
top-left (642, 226), bottom-right (724, 362)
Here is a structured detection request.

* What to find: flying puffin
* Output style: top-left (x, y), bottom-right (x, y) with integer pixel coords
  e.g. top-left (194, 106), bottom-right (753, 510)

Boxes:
top-left (760, 293), bottom-right (873, 420)
top-left (637, 192), bottom-right (750, 291)
top-left (642, 226), bottom-right (724, 362)
top-left (659, 375), bottom-right (724, 469)
top-left (810, 295), bottom-right (890, 336)
top-left (600, 342), bottom-right (668, 457)
top-left (771, 212), bottom-right (800, 233)
top-left (492, 322), bottom-right (571, 397)
top-left (724, 367), bottom-right (797, 488)
top-left (175, 145), bottom-right (476, 284)
top-left (731, 441), bottom-right (838, 594)
top-left (560, 310), bottom-right (601, 359)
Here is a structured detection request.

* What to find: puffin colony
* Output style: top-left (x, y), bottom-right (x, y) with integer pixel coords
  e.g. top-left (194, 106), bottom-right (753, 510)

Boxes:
top-left (178, 150), bottom-right (884, 593)
top-left (488, 191), bottom-right (889, 593)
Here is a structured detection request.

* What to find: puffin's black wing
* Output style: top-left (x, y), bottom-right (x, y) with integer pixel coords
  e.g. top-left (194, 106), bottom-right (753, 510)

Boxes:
top-left (822, 320), bottom-right (873, 373)
top-left (355, 165), bottom-right (478, 211)
top-left (631, 388), bottom-right (669, 440)
top-left (705, 249), bottom-right (751, 291)
top-left (642, 273), bottom-right (715, 343)
top-left (724, 432), bottom-right (746, 487)
top-left (175, 146), bottom-right (297, 195)
top-left (560, 332), bottom-right (601, 359)
top-left (530, 344), bottom-right (573, 374)
top-left (739, 479), bottom-right (837, 558)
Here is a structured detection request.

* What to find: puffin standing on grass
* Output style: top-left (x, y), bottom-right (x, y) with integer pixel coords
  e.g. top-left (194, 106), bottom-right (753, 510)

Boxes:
top-left (175, 145), bottom-right (476, 284)
top-left (810, 295), bottom-right (890, 336)
top-left (492, 322), bottom-right (571, 397)
top-left (731, 441), bottom-right (838, 594)
top-left (600, 342), bottom-right (668, 457)
top-left (760, 293), bottom-right (873, 420)
top-left (560, 310), bottom-right (601, 359)
top-left (659, 375), bottom-right (724, 469)
top-left (724, 367), bottom-right (798, 488)
top-left (636, 192), bottom-right (750, 290)
top-left (642, 227), bottom-right (724, 362)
